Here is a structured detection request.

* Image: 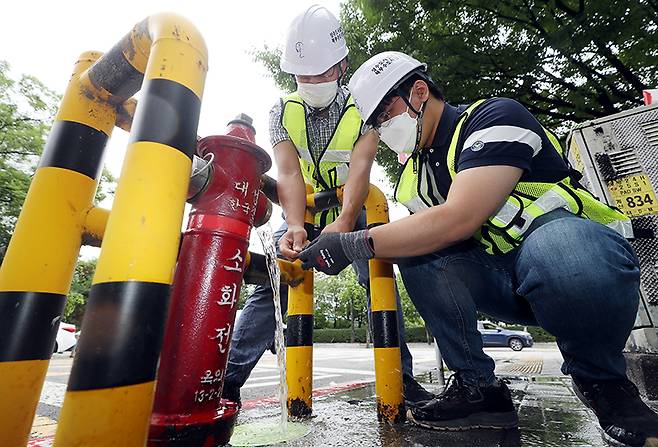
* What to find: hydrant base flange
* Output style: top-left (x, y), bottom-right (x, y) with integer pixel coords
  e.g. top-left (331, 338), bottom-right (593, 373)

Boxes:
top-left (148, 401), bottom-right (239, 446)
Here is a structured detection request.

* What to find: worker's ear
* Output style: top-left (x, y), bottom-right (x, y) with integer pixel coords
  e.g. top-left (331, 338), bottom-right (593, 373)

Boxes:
top-left (413, 80), bottom-right (430, 103)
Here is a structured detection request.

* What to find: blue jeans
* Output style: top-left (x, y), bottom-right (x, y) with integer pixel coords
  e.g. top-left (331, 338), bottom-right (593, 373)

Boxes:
top-left (224, 213), bottom-right (415, 389)
top-left (398, 209), bottom-right (641, 386)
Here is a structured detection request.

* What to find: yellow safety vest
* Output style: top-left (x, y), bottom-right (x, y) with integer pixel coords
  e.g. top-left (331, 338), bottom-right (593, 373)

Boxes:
top-left (281, 92), bottom-right (362, 226)
top-left (394, 99), bottom-right (633, 255)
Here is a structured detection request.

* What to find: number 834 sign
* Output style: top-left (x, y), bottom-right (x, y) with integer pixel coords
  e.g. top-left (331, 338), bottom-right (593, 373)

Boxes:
top-left (607, 173), bottom-right (658, 217)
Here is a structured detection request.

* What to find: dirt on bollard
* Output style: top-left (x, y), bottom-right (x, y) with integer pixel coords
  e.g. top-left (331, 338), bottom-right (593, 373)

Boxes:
top-left (376, 401), bottom-right (406, 424)
top-left (287, 398), bottom-right (312, 418)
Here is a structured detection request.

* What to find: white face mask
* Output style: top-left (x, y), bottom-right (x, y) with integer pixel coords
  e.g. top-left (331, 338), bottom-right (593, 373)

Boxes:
top-left (378, 93), bottom-right (423, 162)
top-left (297, 81), bottom-right (338, 109)
top-left (379, 111), bottom-right (417, 155)
top-left (378, 111), bottom-right (420, 159)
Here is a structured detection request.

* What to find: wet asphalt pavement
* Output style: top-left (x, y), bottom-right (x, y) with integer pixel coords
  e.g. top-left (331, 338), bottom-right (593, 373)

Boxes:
top-left (31, 344), bottom-right (658, 446)
top-left (235, 371), bottom-right (658, 447)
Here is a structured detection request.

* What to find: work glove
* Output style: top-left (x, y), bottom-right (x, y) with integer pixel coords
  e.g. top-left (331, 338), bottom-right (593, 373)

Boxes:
top-left (299, 229), bottom-right (375, 275)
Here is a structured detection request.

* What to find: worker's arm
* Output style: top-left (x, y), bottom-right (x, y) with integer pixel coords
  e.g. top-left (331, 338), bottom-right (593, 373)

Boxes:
top-left (274, 140), bottom-right (308, 259)
top-left (299, 165), bottom-right (522, 274)
top-left (369, 165), bottom-right (523, 257)
top-left (322, 130), bottom-right (379, 234)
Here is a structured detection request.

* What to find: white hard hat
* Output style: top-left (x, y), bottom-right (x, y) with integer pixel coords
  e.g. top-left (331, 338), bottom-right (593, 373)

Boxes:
top-left (280, 5), bottom-right (349, 76)
top-left (348, 51), bottom-right (426, 124)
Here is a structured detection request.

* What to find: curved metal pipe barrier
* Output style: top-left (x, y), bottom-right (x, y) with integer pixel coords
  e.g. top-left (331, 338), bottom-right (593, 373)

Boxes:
top-left (57, 14), bottom-right (208, 447)
top-left (284, 184), bottom-right (405, 423)
top-left (0, 12), bottom-right (207, 447)
top-left (0, 51), bottom-right (116, 447)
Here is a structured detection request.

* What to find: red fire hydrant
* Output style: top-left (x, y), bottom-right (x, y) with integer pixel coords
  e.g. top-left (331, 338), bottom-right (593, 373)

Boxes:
top-left (148, 115), bottom-right (271, 446)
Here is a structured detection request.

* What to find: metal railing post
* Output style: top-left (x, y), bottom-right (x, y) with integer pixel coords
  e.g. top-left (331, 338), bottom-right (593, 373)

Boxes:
top-left (0, 51), bottom-right (115, 446)
top-left (286, 184), bottom-right (316, 418)
top-left (54, 13), bottom-right (208, 447)
top-left (363, 186), bottom-right (405, 423)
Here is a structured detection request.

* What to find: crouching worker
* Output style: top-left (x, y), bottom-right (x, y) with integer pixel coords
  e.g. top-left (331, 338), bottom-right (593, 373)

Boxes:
top-left (299, 51), bottom-right (658, 446)
top-left (222, 12), bottom-right (433, 409)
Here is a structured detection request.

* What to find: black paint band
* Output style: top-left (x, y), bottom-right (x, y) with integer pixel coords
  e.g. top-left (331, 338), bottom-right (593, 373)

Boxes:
top-left (243, 252), bottom-right (269, 286)
top-left (129, 78), bottom-right (201, 159)
top-left (67, 281), bottom-right (170, 391)
top-left (0, 291), bottom-right (67, 361)
top-left (286, 314), bottom-right (313, 347)
top-left (371, 310), bottom-right (400, 348)
top-left (312, 189), bottom-right (340, 213)
top-left (40, 120), bottom-right (108, 179)
top-left (88, 35), bottom-right (144, 102)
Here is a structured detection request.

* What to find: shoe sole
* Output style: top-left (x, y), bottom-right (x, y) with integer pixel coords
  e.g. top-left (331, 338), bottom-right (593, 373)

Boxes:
top-left (407, 409), bottom-right (519, 431)
top-left (598, 428), bottom-right (658, 447)
top-left (572, 380), bottom-right (658, 447)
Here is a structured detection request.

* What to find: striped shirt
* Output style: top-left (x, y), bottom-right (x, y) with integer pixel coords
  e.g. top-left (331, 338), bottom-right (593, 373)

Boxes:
top-left (269, 85), bottom-right (352, 162)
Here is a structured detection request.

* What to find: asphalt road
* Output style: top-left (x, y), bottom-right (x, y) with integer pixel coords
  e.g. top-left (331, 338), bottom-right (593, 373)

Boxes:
top-left (39, 342), bottom-right (560, 411)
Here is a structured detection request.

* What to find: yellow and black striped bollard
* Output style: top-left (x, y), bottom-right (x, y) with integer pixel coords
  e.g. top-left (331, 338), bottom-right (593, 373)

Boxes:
top-left (365, 186), bottom-right (405, 423)
top-left (285, 255), bottom-right (315, 418)
top-left (54, 13), bottom-right (208, 447)
top-left (285, 189), bottom-right (316, 418)
top-left (0, 51), bottom-right (115, 446)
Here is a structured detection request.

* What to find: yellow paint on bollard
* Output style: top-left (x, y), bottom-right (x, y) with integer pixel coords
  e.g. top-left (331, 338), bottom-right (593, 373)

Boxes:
top-left (286, 263), bottom-right (314, 417)
top-left (55, 381), bottom-right (156, 447)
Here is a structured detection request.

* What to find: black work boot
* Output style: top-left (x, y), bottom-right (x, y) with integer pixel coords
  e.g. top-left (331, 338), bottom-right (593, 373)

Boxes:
top-left (403, 374), bottom-right (435, 405)
top-left (572, 376), bottom-right (658, 447)
top-left (221, 384), bottom-right (242, 408)
top-left (407, 373), bottom-right (518, 430)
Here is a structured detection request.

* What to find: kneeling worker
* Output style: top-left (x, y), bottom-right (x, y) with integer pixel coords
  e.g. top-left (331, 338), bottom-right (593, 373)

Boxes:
top-left (299, 51), bottom-right (658, 446)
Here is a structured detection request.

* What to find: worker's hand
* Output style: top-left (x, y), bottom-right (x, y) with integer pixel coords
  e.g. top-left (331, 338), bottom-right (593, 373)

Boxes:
top-left (321, 216), bottom-right (354, 235)
top-left (299, 230), bottom-right (374, 275)
top-left (278, 225), bottom-right (308, 259)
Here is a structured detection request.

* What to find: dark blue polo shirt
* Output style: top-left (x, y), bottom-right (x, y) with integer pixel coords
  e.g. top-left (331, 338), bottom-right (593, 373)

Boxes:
top-left (426, 98), bottom-right (571, 199)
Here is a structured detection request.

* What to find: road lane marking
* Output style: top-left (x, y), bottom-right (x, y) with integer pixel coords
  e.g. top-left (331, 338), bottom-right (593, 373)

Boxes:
top-left (242, 374), bottom-right (340, 389)
top-left (313, 367), bottom-right (376, 376)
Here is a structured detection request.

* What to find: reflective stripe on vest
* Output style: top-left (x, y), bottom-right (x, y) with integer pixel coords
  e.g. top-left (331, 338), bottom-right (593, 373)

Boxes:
top-left (395, 99), bottom-right (633, 254)
top-left (281, 92), bottom-right (362, 226)
top-left (394, 149), bottom-right (445, 213)
top-left (447, 101), bottom-right (633, 254)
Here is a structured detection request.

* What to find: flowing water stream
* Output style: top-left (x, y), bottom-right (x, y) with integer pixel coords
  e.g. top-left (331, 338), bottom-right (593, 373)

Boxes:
top-left (230, 223), bottom-right (311, 446)
top-left (256, 223), bottom-right (288, 433)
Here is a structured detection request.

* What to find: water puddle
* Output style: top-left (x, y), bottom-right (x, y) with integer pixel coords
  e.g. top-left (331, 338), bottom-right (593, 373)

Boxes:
top-left (230, 419), bottom-right (310, 446)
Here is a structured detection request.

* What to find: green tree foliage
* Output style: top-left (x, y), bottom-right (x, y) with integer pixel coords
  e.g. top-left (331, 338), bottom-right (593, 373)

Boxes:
top-left (314, 268), bottom-right (368, 329)
top-left (396, 274), bottom-right (424, 327)
top-left (0, 61), bottom-right (115, 260)
top-left (63, 258), bottom-right (97, 327)
top-left (238, 283), bottom-right (256, 308)
top-left (311, 268), bottom-right (423, 331)
top-left (0, 61), bottom-right (57, 256)
top-left (255, 0), bottom-right (658, 184)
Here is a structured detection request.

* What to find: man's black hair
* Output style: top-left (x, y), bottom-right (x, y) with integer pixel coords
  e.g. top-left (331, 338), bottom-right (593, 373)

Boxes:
top-left (395, 71), bottom-right (444, 102)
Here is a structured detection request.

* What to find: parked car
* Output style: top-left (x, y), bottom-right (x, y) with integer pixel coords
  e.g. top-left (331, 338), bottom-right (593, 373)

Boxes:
top-left (477, 321), bottom-right (533, 351)
top-left (54, 322), bottom-right (77, 353)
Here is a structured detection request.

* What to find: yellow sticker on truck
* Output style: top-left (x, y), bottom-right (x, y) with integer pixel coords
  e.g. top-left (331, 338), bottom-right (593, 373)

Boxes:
top-left (607, 173), bottom-right (658, 217)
